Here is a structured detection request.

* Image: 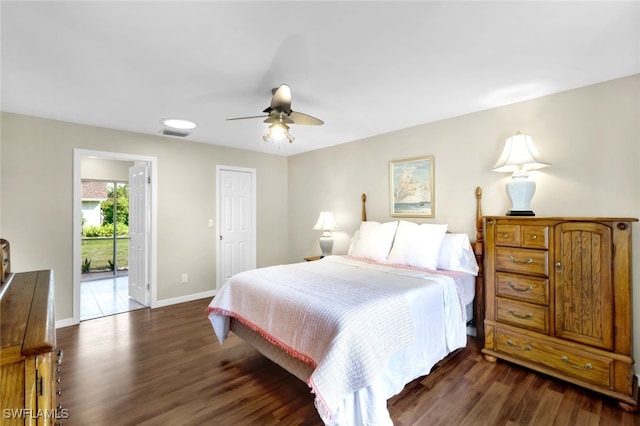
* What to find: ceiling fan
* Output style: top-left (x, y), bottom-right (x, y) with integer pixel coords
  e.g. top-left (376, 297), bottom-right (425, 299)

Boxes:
top-left (227, 84), bottom-right (324, 144)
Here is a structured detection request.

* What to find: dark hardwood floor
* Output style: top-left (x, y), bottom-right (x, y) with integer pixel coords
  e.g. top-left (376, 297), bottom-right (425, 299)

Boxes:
top-left (56, 299), bottom-right (639, 425)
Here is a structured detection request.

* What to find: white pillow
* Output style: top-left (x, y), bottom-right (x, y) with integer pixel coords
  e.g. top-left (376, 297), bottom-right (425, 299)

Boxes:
top-left (350, 221), bottom-right (398, 262)
top-left (387, 220), bottom-right (448, 269)
top-left (437, 233), bottom-right (479, 275)
top-left (347, 230), bottom-right (360, 255)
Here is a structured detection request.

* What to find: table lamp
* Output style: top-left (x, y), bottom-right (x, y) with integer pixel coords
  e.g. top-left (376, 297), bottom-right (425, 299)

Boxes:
top-left (313, 211), bottom-right (338, 257)
top-left (492, 131), bottom-right (550, 216)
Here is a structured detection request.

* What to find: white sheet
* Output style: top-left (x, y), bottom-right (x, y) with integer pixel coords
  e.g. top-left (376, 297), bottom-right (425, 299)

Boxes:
top-left (207, 255), bottom-right (468, 425)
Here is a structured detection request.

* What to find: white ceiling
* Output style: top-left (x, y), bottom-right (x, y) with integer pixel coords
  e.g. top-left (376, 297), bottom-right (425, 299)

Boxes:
top-left (2, 1), bottom-right (639, 156)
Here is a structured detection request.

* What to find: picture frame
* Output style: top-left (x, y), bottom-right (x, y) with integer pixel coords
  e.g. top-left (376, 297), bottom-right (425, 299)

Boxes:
top-left (389, 155), bottom-right (435, 218)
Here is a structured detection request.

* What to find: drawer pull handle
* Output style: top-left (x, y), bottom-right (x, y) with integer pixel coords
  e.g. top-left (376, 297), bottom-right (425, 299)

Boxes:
top-left (507, 339), bottom-right (532, 351)
top-left (508, 282), bottom-right (533, 292)
top-left (508, 255), bottom-right (533, 265)
top-left (561, 356), bottom-right (593, 370)
top-left (502, 233), bottom-right (510, 238)
top-left (508, 308), bottom-right (533, 319)
top-left (530, 234), bottom-right (537, 240)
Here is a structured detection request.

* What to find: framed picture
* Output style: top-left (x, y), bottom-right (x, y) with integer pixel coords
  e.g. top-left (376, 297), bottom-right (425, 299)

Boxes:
top-left (389, 155), bottom-right (435, 217)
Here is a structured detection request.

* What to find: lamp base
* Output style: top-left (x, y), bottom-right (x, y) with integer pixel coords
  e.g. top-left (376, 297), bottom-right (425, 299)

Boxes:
top-left (506, 210), bottom-right (535, 216)
top-left (319, 236), bottom-right (334, 257)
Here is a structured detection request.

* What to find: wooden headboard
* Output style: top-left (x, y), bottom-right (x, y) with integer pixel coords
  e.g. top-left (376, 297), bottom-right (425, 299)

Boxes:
top-left (360, 187), bottom-right (485, 341)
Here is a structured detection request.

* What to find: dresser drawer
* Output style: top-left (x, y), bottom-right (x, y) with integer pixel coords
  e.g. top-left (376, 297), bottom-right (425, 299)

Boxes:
top-left (521, 226), bottom-right (549, 249)
top-left (495, 247), bottom-right (548, 276)
top-left (495, 224), bottom-right (520, 247)
top-left (496, 272), bottom-right (549, 305)
top-left (497, 298), bottom-right (549, 333)
top-left (495, 328), bottom-right (612, 388)
top-left (494, 224), bottom-right (549, 249)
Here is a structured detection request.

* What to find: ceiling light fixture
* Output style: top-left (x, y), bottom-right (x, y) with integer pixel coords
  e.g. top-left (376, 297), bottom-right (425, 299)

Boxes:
top-left (263, 118), bottom-right (295, 144)
top-left (161, 118), bottom-right (197, 130)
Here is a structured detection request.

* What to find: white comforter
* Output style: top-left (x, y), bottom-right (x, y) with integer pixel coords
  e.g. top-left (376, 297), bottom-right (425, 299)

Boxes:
top-left (207, 256), bottom-right (467, 425)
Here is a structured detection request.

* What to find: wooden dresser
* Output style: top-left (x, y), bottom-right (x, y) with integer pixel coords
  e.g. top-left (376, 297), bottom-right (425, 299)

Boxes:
top-left (482, 217), bottom-right (639, 411)
top-left (0, 270), bottom-right (63, 425)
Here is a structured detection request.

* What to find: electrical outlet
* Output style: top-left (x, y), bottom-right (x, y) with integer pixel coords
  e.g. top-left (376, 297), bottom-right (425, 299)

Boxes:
top-left (181, 273), bottom-right (188, 283)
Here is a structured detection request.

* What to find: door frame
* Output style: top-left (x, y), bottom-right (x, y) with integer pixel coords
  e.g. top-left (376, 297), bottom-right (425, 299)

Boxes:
top-left (216, 165), bottom-right (257, 291)
top-left (73, 149), bottom-right (158, 324)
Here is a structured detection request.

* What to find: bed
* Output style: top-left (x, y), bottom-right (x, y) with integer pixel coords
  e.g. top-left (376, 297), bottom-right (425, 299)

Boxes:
top-left (207, 188), bottom-right (485, 425)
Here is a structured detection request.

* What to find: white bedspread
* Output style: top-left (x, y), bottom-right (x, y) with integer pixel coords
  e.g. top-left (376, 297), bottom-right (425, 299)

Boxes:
top-left (207, 256), bottom-right (467, 425)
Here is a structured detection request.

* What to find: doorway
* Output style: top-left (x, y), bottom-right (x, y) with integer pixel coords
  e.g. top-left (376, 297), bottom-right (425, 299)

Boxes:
top-left (80, 180), bottom-right (144, 320)
top-left (73, 149), bottom-right (158, 324)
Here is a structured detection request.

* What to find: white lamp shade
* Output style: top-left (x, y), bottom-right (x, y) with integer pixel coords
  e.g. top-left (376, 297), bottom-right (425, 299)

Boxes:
top-left (492, 132), bottom-right (549, 173)
top-left (312, 211), bottom-right (338, 231)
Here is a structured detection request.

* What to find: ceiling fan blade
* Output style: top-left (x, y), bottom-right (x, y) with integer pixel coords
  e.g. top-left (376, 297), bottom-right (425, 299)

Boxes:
top-left (289, 111), bottom-right (324, 125)
top-left (267, 84), bottom-right (292, 114)
top-left (226, 115), bottom-right (268, 121)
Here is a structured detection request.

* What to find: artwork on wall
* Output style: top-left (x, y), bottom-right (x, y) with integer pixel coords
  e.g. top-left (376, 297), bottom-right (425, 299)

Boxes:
top-left (389, 155), bottom-right (434, 218)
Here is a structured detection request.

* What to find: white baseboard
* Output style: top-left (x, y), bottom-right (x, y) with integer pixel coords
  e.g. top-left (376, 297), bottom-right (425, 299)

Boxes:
top-left (56, 318), bottom-right (75, 329)
top-left (55, 289), bottom-right (217, 329)
top-left (152, 289), bottom-right (216, 308)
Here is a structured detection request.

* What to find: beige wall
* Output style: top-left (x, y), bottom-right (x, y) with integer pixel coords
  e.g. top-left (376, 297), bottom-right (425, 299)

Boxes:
top-left (0, 113), bottom-right (289, 319)
top-left (287, 74), bottom-right (640, 373)
top-left (81, 157), bottom-right (133, 181)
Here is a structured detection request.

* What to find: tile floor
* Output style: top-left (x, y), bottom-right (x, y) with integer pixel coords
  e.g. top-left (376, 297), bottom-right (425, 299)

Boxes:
top-left (81, 275), bottom-right (146, 321)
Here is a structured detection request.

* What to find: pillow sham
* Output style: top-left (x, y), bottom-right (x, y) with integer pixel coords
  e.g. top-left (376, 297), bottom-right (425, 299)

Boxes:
top-left (387, 220), bottom-right (448, 269)
top-left (350, 221), bottom-right (398, 262)
top-left (347, 230), bottom-right (360, 255)
top-left (437, 233), bottom-right (479, 275)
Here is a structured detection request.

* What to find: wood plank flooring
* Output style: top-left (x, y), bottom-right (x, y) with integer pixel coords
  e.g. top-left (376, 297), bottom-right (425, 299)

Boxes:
top-left (56, 298), bottom-right (640, 425)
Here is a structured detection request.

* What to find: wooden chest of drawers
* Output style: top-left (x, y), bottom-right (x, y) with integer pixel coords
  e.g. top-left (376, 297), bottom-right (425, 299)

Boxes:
top-left (0, 270), bottom-right (63, 425)
top-left (482, 217), bottom-right (638, 412)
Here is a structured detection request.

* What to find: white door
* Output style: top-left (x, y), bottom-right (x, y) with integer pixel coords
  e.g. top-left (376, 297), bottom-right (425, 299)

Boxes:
top-left (218, 167), bottom-right (256, 289)
top-left (128, 164), bottom-right (150, 305)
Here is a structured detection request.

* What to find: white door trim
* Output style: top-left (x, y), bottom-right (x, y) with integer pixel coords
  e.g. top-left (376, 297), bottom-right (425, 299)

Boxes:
top-left (216, 165), bottom-right (257, 291)
top-left (73, 149), bottom-right (158, 324)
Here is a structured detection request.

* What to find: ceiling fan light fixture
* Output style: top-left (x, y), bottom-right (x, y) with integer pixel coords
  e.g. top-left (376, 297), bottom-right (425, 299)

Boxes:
top-left (263, 120), bottom-right (295, 144)
top-left (161, 118), bottom-right (197, 130)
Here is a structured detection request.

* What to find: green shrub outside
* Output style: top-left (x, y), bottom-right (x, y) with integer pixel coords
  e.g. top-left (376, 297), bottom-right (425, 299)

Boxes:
top-left (84, 222), bottom-right (129, 237)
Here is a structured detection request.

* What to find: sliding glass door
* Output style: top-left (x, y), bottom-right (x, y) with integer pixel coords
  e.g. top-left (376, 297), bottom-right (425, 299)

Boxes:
top-left (80, 180), bottom-right (129, 281)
